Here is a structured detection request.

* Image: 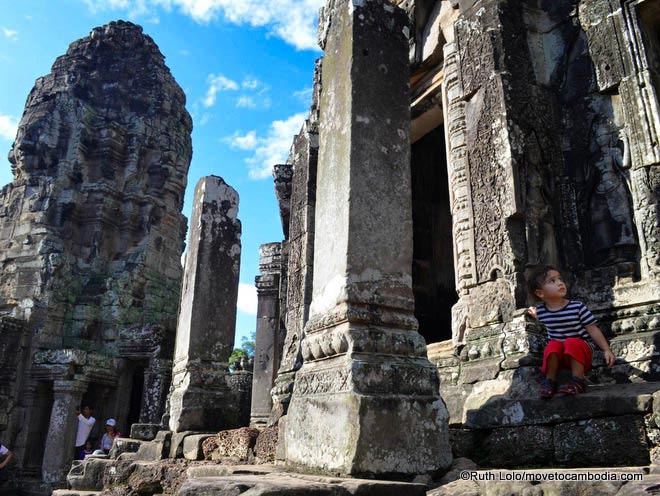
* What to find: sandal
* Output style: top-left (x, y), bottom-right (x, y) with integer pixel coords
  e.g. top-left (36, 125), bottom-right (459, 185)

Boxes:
top-left (558, 376), bottom-right (587, 395)
top-left (538, 378), bottom-right (557, 399)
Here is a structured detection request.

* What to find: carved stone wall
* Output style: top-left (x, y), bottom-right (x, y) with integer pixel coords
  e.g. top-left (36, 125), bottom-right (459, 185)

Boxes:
top-left (258, 0), bottom-right (660, 475)
top-left (270, 60), bottom-right (321, 424)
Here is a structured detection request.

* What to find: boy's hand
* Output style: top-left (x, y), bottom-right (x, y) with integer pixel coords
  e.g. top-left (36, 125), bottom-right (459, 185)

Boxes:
top-left (604, 350), bottom-right (616, 368)
top-left (527, 306), bottom-right (537, 318)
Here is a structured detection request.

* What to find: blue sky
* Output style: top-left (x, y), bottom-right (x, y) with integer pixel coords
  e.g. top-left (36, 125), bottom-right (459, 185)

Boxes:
top-left (0, 0), bottom-right (324, 347)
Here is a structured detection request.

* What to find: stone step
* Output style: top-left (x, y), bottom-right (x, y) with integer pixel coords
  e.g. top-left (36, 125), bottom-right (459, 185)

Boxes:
top-left (180, 474), bottom-right (427, 496)
top-left (52, 491), bottom-right (100, 496)
top-left (462, 381), bottom-right (659, 428)
top-left (430, 466), bottom-right (658, 496)
top-left (447, 382), bottom-right (660, 468)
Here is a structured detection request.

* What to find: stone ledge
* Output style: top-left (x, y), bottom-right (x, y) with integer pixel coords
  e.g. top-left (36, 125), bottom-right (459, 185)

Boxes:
top-left (464, 382), bottom-right (659, 428)
top-left (179, 473), bottom-right (427, 496)
top-left (52, 491), bottom-right (100, 496)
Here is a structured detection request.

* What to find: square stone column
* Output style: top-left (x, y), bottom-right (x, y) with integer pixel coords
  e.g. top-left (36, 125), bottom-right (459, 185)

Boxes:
top-left (250, 243), bottom-right (282, 426)
top-left (42, 380), bottom-right (87, 484)
top-left (284, 0), bottom-right (452, 477)
top-left (168, 176), bottom-right (241, 432)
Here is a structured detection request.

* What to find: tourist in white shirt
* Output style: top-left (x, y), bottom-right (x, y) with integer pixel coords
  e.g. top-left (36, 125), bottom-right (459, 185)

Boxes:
top-left (75, 406), bottom-right (96, 459)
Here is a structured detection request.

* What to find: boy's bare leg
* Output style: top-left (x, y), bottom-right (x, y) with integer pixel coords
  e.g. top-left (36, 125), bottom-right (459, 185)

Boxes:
top-left (545, 353), bottom-right (560, 381)
top-left (569, 357), bottom-right (585, 379)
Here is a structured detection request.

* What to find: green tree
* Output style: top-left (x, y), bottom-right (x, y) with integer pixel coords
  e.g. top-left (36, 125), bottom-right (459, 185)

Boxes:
top-left (229, 331), bottom-right (256, 370)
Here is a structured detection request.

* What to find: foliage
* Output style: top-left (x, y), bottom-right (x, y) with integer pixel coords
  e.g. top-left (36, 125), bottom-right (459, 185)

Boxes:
top-left (229, 331), bottom-right (255, 369)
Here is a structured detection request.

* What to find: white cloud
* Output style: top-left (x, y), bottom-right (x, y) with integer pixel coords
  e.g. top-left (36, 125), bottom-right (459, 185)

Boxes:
top-left (227, 112), bottom-right (305, 179)
top-left (236, 96), bottom-right (256, 109)
top-left (242, 78), bottom-right (259, 90)
top-left (203, 73), bottom-right (239, 107)
top-left (179, 49), bottom-right (190, 56)
top-left (2, 27), bottom-right (18, 41)
top-left (0, 113), bottom-right (18, 141)
top-left (237, 282), bottom-right (257, 315)
top-left (227, 130), bottom-right (257, 150)
top-left (80, 0), bottom-right (325, 50)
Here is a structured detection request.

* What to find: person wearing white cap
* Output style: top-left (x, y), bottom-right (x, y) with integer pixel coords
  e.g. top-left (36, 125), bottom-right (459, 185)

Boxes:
top-left (93, 418), bottom-right (120, 455)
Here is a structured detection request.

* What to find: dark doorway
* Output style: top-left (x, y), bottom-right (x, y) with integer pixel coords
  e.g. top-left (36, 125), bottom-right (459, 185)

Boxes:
top-left (126, 364), bottom-right (145, 430)
top-left (24, 381), bottom-right (53, 472)
top-left (411, 125), bottom-right (457, 344)
top-left (81, 383), bottom-right (114, 444)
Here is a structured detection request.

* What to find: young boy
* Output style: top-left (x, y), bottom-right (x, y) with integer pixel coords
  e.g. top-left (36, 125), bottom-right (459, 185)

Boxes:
top-left (528, 265), bottom-right (616, 398)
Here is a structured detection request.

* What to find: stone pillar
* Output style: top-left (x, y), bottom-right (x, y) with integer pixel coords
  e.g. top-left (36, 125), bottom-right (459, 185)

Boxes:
top-left (271, 61), bottom-right (321, 423)
top-left (42, 380), bottom-right (86, 484)
top-left (250, 243), bottom-right (282, 426)
top-left (284, 0), bottom-right (452, 477)
top-left (141, 357), bottom-right (171, 423)
top-left (168, 176), bottom-right (241, 432)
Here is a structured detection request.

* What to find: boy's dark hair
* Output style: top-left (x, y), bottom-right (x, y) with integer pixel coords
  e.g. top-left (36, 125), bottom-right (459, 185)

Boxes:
top-left (528, 265), bottom-right (561, 295)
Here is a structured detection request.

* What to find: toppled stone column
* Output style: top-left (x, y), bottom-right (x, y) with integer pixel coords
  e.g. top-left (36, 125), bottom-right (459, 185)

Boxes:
top-left (284, 0), bottom-right (452, 477)
top-left (42, 380), bottom-right (86, 484)
top-left (168, 176), bottom-right (241, 432)
top-left (250, 243), bottom-right (282, 427)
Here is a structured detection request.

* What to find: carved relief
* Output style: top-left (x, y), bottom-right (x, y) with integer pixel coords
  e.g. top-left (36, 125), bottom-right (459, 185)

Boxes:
top-left (443, 42), bottom-right (477, 293)
top-left (584, 119), bottom-right (638, 265)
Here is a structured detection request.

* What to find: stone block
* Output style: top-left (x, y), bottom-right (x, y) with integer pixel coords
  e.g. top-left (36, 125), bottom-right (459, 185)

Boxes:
top-left (169, 430), bottom-right (196, 458)
top-left (183, 434), bottom-right (215, 461)
top-left (477, 425), bottom-right (553, 467)
top-left (459, 357), bottom-right (502, 384)
top-left (254, 426), bottom-right (278, 463)
top-left (202, 427), bottom-right (260, 461)
top-left (133, 431), bottom-right (171, 461)
top-left (127, 461), bottom-right (164, 494)
top-left (554, 415), bottom-right (649, 466)
top-left (129, 423), bottom-right (161, 441)
top-left (427, 479), bottom-right (480, 496)
top-left (179, 473), bottom-right (427, 496)
top-left (108, 438), bottom-right (142, 459)
top-left (464, 382), bottom-right (656, 429)
top-left (67, 458), bottom-right (114, 491)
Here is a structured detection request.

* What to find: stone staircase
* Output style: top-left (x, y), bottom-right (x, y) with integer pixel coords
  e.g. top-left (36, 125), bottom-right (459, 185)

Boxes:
top-left (51, 382), bottom-right (660, 495)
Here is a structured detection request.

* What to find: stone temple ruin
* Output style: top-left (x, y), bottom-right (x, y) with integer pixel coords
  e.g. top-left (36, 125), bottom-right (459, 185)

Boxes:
top-left (252, 0), bottom-right (660, 487)
top-left (0, 0), bottom-right (660, 494)
top-left (0, 20), bottom-right (191, 488)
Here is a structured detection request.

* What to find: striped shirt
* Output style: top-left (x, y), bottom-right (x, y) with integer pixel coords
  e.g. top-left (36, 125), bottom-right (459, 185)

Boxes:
top-left (535, 300), bottom-right (597, 349)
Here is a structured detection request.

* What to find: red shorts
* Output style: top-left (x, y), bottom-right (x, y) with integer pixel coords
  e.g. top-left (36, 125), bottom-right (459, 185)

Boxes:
top-left (541, 338), bottom-right (593, 374)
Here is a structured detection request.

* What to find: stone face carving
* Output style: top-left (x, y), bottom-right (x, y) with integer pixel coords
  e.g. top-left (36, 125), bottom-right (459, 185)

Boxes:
top-left (3, 21), bottom-right (190, 344)
top-left (284, 0), bottom-right (452, 477)
top-left (0, 20), bottom-right (191, 486)
top-left (168, 176), bottom-right (241, 432)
